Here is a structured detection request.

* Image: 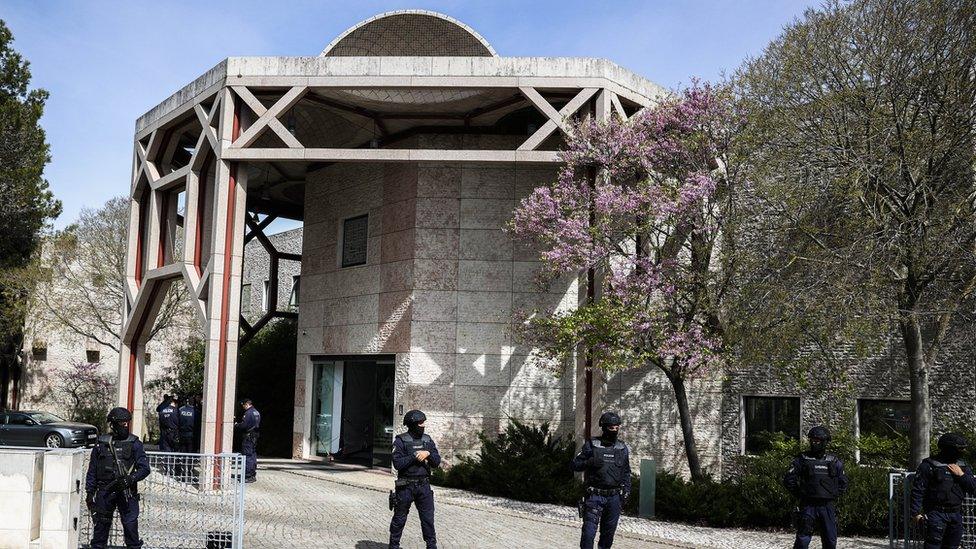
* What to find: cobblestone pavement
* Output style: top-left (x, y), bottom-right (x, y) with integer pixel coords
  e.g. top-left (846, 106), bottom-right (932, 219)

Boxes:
top-left (245, 460), bottom-right (888, 549)
top-left (244, 463), bottom-right (675, 548)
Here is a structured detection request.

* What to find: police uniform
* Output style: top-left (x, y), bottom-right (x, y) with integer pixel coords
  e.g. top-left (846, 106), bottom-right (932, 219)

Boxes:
top-left (910, 434), bottom-right (976, 549)
top-left (86, 408), bottom-right (151, 549)
top-left (783, 429), bottom-right (848, 549)
top-left (178, 402), bottom-right (197, 453)
top-left (572, 412), bottom-right (631, 549)
top-left (236, 404), bottom-right (261, 481)
top-left (157, 401), bottom-right (179, 452)
top-left (390, 410), bottom-right (440, 549)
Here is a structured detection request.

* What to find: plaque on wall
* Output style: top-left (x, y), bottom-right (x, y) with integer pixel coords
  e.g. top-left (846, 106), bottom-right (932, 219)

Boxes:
top-left (342, 214), bottom-right (368, 267)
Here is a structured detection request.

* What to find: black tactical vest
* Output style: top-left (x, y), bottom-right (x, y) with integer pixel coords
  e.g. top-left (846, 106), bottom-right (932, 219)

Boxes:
top-left (798, 454), bottom-right (840, 500)
top-left (398, 432), bottom-right (433, 478)
top-left (924, 458), bottom-right (968, 508)
top-left (94, 435), bottom-right (138, 485)
top-left (586, 438), bottom-right (627, 488)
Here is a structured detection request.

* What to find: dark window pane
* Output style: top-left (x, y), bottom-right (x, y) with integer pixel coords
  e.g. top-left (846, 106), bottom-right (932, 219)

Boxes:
top-left (858, 399), bottom-right (911, 438)
top-left (341, 215), bottom-right (368, 268)
top-left (144, 352), bottom-right (152, 365)
top-left (86, 350), bottom-right (100, 363)
top-left (32, 346), bottom-right (47, 361)
top-left (743, 396), bottom-right (801, 454)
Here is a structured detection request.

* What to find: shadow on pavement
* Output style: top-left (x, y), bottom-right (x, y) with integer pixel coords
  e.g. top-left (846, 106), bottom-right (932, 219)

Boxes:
top-left (355, 541), bottom-right (387, 548)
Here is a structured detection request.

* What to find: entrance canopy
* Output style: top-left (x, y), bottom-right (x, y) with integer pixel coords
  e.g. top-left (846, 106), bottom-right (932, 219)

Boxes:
top-left (119, 10), bottom-right (665, 456)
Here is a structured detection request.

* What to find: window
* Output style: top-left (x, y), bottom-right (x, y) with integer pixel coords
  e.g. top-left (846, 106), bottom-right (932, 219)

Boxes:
top-left (743, 396), bottom-right (801, 454)
top-left (86, 350), bottom-right (100, 363)
top-left (241, 283), bottom-right (252, 315)
top-left (289, 275), bottom-right (301, 307)
top-left (858, 399), bottom-right (910, 439)
top-left (262, 280), bottom-right (270, 311)
top-left (341, 214), bottom-right (368, 267)
top-left (7, 413), bottom-right (32, 426)
top-left (144, 352), bottom-right (152, 365)
top-left (31, 345), bottom-right (47, 361)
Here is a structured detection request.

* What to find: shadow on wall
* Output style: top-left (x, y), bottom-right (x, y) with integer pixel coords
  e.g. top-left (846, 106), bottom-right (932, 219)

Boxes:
top-left (235, 318), bottom-right (298, 458)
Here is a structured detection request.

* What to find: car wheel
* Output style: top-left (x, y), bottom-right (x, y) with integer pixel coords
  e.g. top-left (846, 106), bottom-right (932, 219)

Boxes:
top-left (45, 433), bottom-right (64, 448)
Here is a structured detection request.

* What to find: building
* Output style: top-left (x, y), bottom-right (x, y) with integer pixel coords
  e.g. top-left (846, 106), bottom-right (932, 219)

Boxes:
top-left (15, 227), bottom-right (299, 434)
top-left (114, 10), bottom-right (971, 476)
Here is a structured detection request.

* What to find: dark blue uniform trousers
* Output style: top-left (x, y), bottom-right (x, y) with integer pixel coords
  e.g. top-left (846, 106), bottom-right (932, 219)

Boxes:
top-left (793, 503), bottom-right (837, 549)
top-left (90, 490), bottom-right (142, 548)
top-left (581, 492), bottom-right (622, 549)
top-left (389, 481), bottom-right (436, 549)
top-left (242, 435), bottom-right (258, 480)
top-left (924, 510), bottom-right (964, 549)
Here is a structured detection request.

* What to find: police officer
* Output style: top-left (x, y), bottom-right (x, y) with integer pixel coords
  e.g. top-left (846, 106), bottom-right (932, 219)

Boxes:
top-left (155, 393), bottom-right (170, 414)
top-left (86, 407), bottom-right (151, 549)
top-left (783, 426), bottom-right (848, 549)
top-left (234, 398), bottom-right (261, 483)
top-left (910, 433), bottom-right (976, 549)
top-left (157, 394), bottom-right (179, 453)
top-left (571, 411), bottom-right (631, 549)
top-left (389, 409), bottom-right (441, 549)
top-left (178, 397), bottom-right (197, 453)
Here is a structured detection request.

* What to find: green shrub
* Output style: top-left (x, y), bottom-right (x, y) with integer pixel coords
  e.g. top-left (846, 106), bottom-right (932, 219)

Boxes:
top-left (433, 419), bottom-right (583, 505)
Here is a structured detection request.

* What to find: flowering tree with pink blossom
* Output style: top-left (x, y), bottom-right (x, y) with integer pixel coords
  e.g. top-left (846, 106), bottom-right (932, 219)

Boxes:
top-left (52, 360), bottom-right (116, 430)
top-left (509, 83), bottom-right (743, 480)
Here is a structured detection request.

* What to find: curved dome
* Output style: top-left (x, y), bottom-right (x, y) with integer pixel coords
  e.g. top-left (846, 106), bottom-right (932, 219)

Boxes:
top-left (321, 10), bottom-right (496, 57)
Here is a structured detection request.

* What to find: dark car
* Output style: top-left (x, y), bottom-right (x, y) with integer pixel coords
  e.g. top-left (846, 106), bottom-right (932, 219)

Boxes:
top-left (0, 410), bottom-right (99, 448)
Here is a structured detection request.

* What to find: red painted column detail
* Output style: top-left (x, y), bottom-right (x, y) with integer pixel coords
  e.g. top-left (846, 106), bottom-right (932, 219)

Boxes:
top-left (214, 102), bottom-right (241, 454)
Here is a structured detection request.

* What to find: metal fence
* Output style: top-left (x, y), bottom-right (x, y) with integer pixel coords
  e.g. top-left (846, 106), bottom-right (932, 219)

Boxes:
top-left (79, 451), bottom-right (246, 549)
top-left (889, 471), bottom-right (976, 548)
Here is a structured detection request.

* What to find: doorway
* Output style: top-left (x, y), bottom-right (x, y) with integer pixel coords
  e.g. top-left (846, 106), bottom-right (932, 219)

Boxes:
top-left (312, 357), bottom-right (395, 467)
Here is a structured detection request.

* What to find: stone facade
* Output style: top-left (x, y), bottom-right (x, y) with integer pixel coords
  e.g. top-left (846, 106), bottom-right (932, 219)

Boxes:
top-left (290, 135), bottom-right (725, 473)
top-left (241, 228), bottom-right (302, 324)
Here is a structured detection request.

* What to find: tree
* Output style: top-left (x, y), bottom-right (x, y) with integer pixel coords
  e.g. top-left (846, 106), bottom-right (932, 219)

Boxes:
top-left (52, 361), bottom-right (116, 430)
top-left (36, 196), bottom-right (190, 352)
top-left (0, 19), bottom-right (62, 408)
top-left (509, 84), bottom-right (743, 480)
top-left (145, 337), bottom-right (205, 403)
top-left (733, 0), bottom-right (976, 467)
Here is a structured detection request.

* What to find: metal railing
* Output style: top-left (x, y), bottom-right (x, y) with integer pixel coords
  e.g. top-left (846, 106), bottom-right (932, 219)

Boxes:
top-left (889, 471), bottom-right (976, 548)
top-left (78, 451), bottom-right (246, 549)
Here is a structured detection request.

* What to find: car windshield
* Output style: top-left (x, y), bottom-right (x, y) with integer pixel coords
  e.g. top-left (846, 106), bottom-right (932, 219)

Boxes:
top-left (28, 412), bottom-right (64, 425)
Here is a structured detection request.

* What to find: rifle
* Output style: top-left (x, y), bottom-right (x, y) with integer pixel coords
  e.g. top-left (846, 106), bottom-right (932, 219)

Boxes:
top-left (107, 438), bottom-right (135, 500)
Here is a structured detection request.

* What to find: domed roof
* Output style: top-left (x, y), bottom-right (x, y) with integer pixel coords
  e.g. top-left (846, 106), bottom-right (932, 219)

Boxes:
top-left (321, 10), bottom-right (496, 57)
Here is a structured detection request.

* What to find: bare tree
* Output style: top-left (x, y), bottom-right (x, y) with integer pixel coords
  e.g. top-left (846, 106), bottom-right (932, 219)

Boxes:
top-left (35, 196), bottom-right (191, 352)
top-left (734, 0), bottom-right (976, 466)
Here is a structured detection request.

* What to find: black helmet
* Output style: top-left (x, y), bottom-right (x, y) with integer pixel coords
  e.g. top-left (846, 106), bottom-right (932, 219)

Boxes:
top-left (807, 426), bottom-right (831, 441)
top-left (107, 407), bottom-right (132, 422)
top-left (598, 411), bottom-right (622, 427)
top-left (403, 409), bottom-right (426, 426)
top-left (939, 432), bottom-right (968, 452)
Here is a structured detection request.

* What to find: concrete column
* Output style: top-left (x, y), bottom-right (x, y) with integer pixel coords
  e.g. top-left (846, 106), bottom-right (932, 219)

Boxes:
top-left (39, 449), bottom-right (85, 549)
top-left (201, 88), bottom-right (247, 455)
top-left (0, 449), bottom-right (43, 547)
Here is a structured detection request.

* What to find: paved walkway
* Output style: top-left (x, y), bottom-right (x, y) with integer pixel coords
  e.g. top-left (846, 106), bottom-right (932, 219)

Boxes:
top-left (245, 459), bottom-right (888, 549)
top-left (244, 460), bottom-right (675, 548)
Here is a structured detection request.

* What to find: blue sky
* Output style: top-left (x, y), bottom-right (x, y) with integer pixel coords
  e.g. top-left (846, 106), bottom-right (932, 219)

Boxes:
top-left (3, 0), bottom-right (812, 229)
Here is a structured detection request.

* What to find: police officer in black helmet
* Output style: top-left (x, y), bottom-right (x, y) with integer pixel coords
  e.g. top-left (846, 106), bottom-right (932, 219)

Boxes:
top-left (783, 426), bottom-right (848, 549)
top-left (85, 407), bottom-right (151, 549)
top-left (389, 409), bottom-right (441, 549)
top-left (572, 411), bottom-right (631, 549)
top-left (910, 433), bottom-right (976, 549)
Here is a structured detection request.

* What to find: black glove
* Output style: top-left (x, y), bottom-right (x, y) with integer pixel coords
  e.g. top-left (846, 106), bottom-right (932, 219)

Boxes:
top-left (85, 491), bottom-right (96, 511)
top-left (586, 455), bottom-right (603, 468)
